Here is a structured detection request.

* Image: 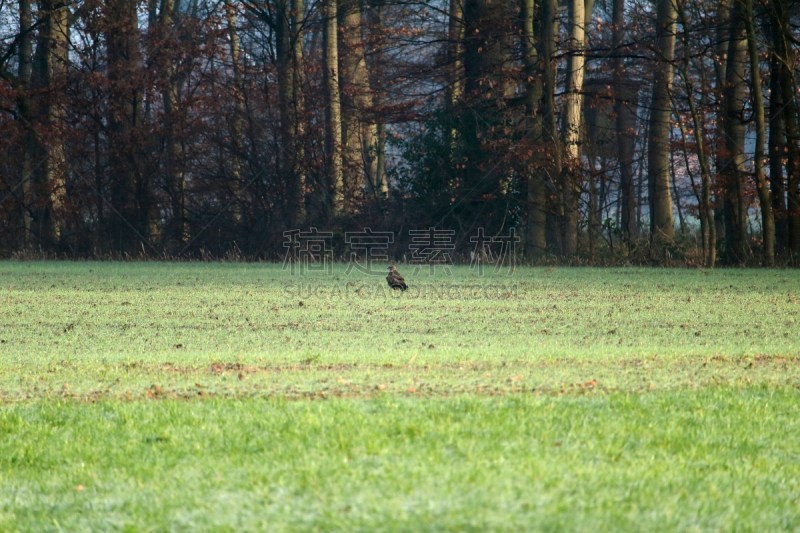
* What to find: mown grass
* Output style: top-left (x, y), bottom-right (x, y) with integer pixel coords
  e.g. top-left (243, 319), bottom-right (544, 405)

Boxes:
top-left (0, 262), bottom-right (799, 530)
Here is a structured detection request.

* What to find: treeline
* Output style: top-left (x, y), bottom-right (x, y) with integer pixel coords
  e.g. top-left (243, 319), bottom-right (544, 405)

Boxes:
top-left (0, 0), bottom-right (798, 265)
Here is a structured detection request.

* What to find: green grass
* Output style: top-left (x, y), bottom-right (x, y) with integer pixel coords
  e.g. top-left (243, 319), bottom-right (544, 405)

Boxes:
top-left (1, 262), bottom-right (799, 530)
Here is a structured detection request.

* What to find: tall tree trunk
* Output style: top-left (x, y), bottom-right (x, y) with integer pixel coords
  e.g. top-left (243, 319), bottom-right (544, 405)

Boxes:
top-left (224, 0), bottom-right (246, 224)
top-left (339, 0), bottom-right (379, 210)
top-left (768, 25), bottom-right (787, 252)
top-left (106, 0), bottom-right (150, 253)
top-left (539, 0), bottom-right (562, 253)
top-left (647, 0), bottom-right (676, 248)
top-left (677, 4), bottom-right (715, 266)
top-left (720, 0), bottom-right (749, 263)
top-left (521, 0), bottom-right (546, 261)
top-left (768, 0), bottom-right (800, 255)
top-left (17, 0), bottom-right (34, 248)
top-left (743, 0), bottom-right (774, 265)
top-left (612, 0), bottom-right (638, 246)
top-left (366, 0), bottom-right (387, 199)
top-left (31, 0), bottom-right (69, 248)
top-left (712, 0), bottom-right (730, 256)
top-left (159, 0), bottom-right (188, 247)
top-left (323, 0), bottom-right (344, 220)
top-left (291, 0), bottom-right (308, 220)
top-left (446, 0), bottom-right (464, 116)
top-left (276, 0), bottom-right (302, 226)
top-left (561, 0), bottom-right (589, 256)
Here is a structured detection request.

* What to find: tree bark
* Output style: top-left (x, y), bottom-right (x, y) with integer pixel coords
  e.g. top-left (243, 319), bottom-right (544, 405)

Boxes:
top-left (224, 0), bottom-right (246, 225)
top-left (768, 0), bottom-right (800, 255)
top-left (17, 0), bottom-right (34, 248)
top-left (720, 0), bottom-right (749, 263)
top-left (323, 0), bottom-right (344, 220)
top-left (538, 0), bottom-right (562, 253)
top-left (612, 0), bottom-right (638, 246)
top-left (676, 4), bottom-right (715, 266)
top-left (106, 0), bottom-right (151, 253)
top-left (339, 0), bottom-right (379, 208)
top-left (561, 0), bottom-right (590, 256)
top-left (31, 0), bottom-right (69, 248)
top-left (647, 0), bottom-right (676, 248)
top-left (159, 0), bottom-right (188, 247)
top-left (743, 0), bottom-right (774, 265)
top-left (768, 23), bottom-right (787, 252)
top-left (521, 0), bottom-right (546, 260)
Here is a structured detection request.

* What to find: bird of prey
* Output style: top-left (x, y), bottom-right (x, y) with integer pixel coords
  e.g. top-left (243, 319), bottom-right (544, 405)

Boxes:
top-left (386, 265), bottom-right (408, 291)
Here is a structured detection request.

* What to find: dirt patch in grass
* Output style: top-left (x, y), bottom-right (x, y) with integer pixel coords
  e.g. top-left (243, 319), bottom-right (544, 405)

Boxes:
top-left (2, 355), bottom-right (797, 404)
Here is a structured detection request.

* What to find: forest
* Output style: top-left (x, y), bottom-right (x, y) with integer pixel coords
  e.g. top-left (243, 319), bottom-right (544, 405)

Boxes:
top-left (0, 0), bottom-right (798, 265)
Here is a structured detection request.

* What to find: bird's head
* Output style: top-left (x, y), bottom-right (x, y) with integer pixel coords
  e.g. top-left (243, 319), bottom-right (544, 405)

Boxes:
top-left (387, 265), bottom-right (395, 272)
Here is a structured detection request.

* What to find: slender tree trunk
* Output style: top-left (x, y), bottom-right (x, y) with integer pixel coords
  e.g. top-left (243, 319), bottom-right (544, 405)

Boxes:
top-left (648, 0), bottom-right (676, 248)
top-left (323, 0), bottom-right (344, 219)
top-left (159, 0), bottom-right (188, 247)
top-left (561, 0), bottom-right (589, 256)
top-left (366, 0), bottom-right (387, 199)
top-left (446, 0), bottom-right (464, 116)
top-left (768, 32), bottom-right (787, 252)
top-left (17, 0), bottom-right (34, 248)
top-left (339, 0), bottom-right (379, 209)
top-left (224, 0), bottom-right (246, 224)
top-left (712, 0), bottom-right (730, 256)
top-left (539, 0), bottom-right (562, 253)
top-left (768, 0), bottom-right (800, 255)
top-left (676, 4), bottom-right (715, 266)
top-left (612, 0), bottom-right (637, 246)
top-left (276, 0), bottom-right (302, 226)
top-left (31, 0), bottom-right (69, 248)
top-left (106, 0), bottom-right (150, 253)
top-left (670, 132), bottom-right (686, 236)
top-left (743, 0), bottom-right (774, 265)
top-left (291, 0), bottom-right (308, 220)
top-left (521, 0), bottom-right (546, 260)
top-left (720, 0), bottom-right (749, 263)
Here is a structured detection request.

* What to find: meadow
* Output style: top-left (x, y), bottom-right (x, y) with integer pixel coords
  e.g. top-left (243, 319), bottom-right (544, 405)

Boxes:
top-left (0, 262), bottom-right (798, 531)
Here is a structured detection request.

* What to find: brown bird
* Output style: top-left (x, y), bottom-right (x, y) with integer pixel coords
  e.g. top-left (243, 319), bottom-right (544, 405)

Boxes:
top-left (386, 265), bottom-right (408, 291)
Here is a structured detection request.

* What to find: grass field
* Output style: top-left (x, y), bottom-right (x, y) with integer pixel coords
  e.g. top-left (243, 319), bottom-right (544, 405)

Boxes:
top-left (1, 262), bottom-right (799, 530)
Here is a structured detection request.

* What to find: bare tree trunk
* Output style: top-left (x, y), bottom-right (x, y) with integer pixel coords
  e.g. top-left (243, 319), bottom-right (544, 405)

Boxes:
top-left (539, 0), bottom-right (562, 253)
top-left (339, 0), bottom-right (379, 210)
top-left (768, 0), bottom-right (800, 255)
top-left (31, 0), bottom-right (69, 248)
top-left (366, 0), bottom-right (387, 199)
top-left (446, 0), bottom-right (464, 116)
top-left (291, 0), bottom-right (308, 220)
top-left (720, 0), bottom-right (749, 263)
top-left (224, 0), bottom-right (246, 224)
top-left (648, 0), bottom-right (676, 249)
top-left (768, 27), bottom-right (787, 252)
top-left (323, 0), bottom-right (344, 220)
top-left (276, 0), bottom-right (303, 226)
top-left (712, 0), bottom-right (730, 256)
top-left (612, 0), bottom-right (637, 246)
top-left (17, 0), bottom-right (34, 248)
top-left (561, 0), bottom-right (589, 256)
top-left (159, 0), bottom-right (188, 247)
top-left (676, 4), bottom-right (715, 266)
top-left (521, 0), bottom-right (546, 261)
top-left (106, 0), bottom-right (150, 253)
top-left (743, 0), bottom-right (774, 265)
